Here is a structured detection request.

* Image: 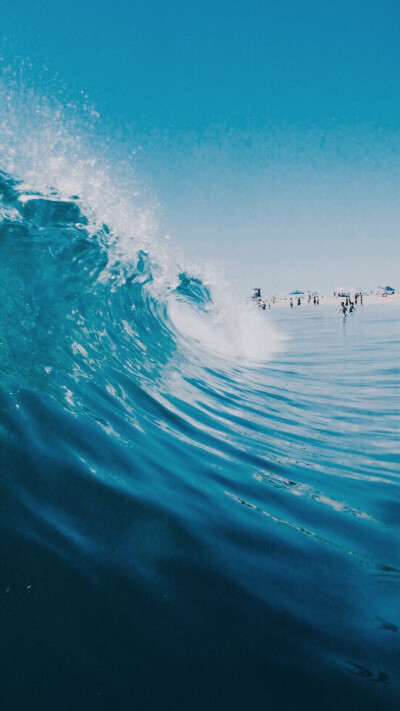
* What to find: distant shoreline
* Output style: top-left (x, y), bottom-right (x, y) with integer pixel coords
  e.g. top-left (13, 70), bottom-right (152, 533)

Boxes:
top-left (262, 293), bottom-right (400, 308)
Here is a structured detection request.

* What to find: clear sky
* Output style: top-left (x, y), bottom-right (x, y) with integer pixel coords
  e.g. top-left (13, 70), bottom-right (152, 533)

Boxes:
top-left (1, 0), bottom-right (399, 295)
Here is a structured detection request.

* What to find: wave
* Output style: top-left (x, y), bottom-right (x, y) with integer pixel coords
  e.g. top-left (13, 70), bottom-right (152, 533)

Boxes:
top-left (0, 76), bottom-right (399, 711)
top-left (0, 164), bottom-right (279, 400)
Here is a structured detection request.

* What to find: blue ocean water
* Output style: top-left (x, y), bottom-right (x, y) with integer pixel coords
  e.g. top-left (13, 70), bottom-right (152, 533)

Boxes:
top-left (0, 157), bottom-right (399, 708)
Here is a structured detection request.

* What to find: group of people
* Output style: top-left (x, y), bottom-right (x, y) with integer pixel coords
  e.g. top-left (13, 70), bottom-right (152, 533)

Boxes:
top-left (334, 292), bottom-right (363, 304)
top-left (250, 289), bottom-right (364, 314)
top-left (339, 301), bottom-right (352, 315)
top-left (251, 288), bottom-right (270, 310)
top-left (290, 293), bottom-right (319, 307)
top-left (252, 297), bottom-right (269, 310)
top-left (337, 293), bottom-right (363, 317)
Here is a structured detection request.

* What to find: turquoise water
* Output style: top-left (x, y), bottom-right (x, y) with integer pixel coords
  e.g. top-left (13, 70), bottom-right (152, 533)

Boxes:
top-left (0, 169), bottom-right (399, 710)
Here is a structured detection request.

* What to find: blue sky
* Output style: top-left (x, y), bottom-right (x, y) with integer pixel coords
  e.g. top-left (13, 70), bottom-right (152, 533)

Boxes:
top-left (1, 0), bottom-right (399, 293)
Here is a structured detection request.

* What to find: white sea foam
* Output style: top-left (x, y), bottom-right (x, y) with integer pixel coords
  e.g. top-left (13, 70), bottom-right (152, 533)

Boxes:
top-left (168, 296), bottom-right (283, 361)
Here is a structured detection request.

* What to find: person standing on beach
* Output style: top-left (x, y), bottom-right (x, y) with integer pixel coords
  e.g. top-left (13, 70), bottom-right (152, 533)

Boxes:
top-left (290, 298), bottom-right (293, 308)
top-left (297, 297), bottom-right (301, 306)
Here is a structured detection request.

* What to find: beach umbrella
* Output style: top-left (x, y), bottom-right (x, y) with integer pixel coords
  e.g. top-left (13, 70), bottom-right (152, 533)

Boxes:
top-left (289, 290), bottom-right (304, 295)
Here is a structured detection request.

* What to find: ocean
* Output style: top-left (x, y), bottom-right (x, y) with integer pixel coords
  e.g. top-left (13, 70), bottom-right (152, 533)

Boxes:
top-left (0, 120), bottom-right (399, 708)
